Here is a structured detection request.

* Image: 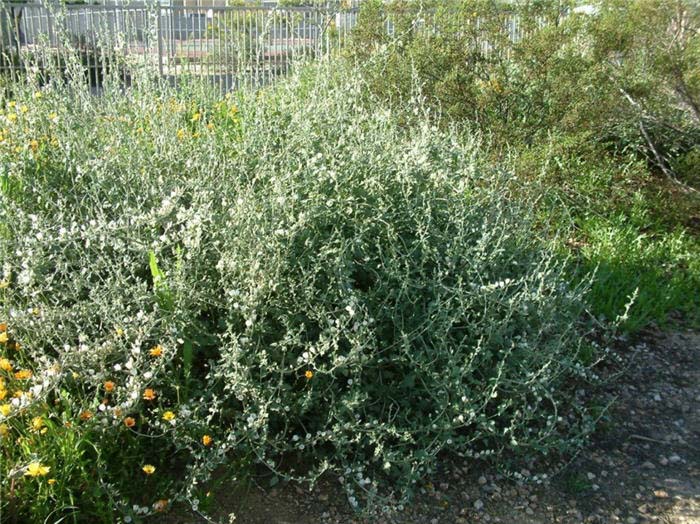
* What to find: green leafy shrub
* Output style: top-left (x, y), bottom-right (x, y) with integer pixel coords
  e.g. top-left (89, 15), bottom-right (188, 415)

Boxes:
top-left (346, 0), bottom-right (700, 329)
top-left (0, 62), bottom-right (602, 520)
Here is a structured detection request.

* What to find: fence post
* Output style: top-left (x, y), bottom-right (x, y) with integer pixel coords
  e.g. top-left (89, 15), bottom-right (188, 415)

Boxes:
top-left (156, 7), bottom-right (164, 79)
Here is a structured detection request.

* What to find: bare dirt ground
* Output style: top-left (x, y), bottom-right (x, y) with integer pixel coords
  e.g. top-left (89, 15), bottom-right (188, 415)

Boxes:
top-left (165, 327), bottom-right (699, 524)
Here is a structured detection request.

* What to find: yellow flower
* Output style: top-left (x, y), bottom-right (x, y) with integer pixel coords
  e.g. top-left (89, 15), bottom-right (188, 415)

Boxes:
top-left (14, 369), bottom-right (32, 380)
top-left (142, 464), bottom-right (156, 475)
top-left (191, 112), bottom-right (201, 123)
top-left (0, 358), bottom-right (12, 372)
top-left (33, 92), bottom-right (42, 100)
top-left (30, 416), bottom-right (45, 432)
top-left (176, 129), bottom-right (187, 140)
top-left (8, 101), bottom-right (15, 109)
top-left (123, 416), bottom-right (136, 428)
top-left (207, 123), bottom-right (215, 131)
top-left (143, 388), bottom-right (156, 401)
top-left (305, 370), bottom-right (314, 380)
top-left (25, 462), bottom-right (50, 477)
top-left (0, 389), bottom-right (6, 401)
top-left (79, 410), bottom-right (93, 421)
top-left (47, 478), bottom-right (56, 485)
top-left (162, 411), bottom-right (176, 422)
top-left (7, 114), bottom-right (17, 123)
top-left (202, 434), bottom-right (213, 447)
top-left (0, 404), bottom-right (11, 416)
top-left (0, 423), bottom-right (9, 437)
top-left (0, 332), bottom-right (8, 344)
top-left (20, 105), bottom-right (28, 114)
top-left (104, 380), bottom-right (115, 393)
top-left (149, 345), bottom-right (163, 357)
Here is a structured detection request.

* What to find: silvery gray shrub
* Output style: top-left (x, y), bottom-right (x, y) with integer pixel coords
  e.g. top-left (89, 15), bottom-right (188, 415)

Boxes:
top-left (0, 62), bottom-right (600, 511)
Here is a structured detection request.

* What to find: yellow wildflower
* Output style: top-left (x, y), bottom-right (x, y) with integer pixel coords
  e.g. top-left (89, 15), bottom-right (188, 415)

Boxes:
top-left (143, 388), bottom-right (156, 401)
top-left (149, 345), bottom-right (163, 357)
top-left (0, 404), bottom-right (11, 416)
top-left (305, 370), bottom-right (314, 380)
top-left (191, 112), bottom-right (201, 123)
top-left (177, 129), bottom-right (187, 140)
top-left (14, 369), bottom-right (32, 380)
top-left (29, 140), bottom-right (39, 152)
top-left (0, 388), bottom-right (6, 401)
top-left (79, 410), bottom-right (93, 421)
top-left (0, 423), bottom-right (9, 437)
top-left (0, 332), bottom-right (8, 344)
top-left (30, 417), bottom-right (45, 432)
top-left (7, 114), bottom-right (16, 123)
top-left (25, 462), bottom-right (50, 477)
top-left (202, 434), bottom-right (213, 447)
top-left (0, 358), bottom-right (12, 372)
top-left (20, 105), bottom-right (28, 114)
top-left (47, 478), bottom-right (56, 485)
top-left (162, 411), bottom-right (176, 422)
top-left (142, 464), bottom-right (156, 475)
top-left (115, 327), bottom-right (124, 337)
top-left (104, 380), bottom-right (115, 393)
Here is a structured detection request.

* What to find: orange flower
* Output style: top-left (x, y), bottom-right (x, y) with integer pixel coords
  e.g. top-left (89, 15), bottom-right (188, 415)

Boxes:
top-left (149, 345), bottom-right (163, 357)
top-left (103, 381), bottom-right (115, 393)
top-left (153, 499), bottom-right (169, 512)
top-left (143, 388), bottom-right (156, 401)
top-left (79, 411), bottom-right (93, 421)
top-left (14, 369), bottom-right (32, 380)
top-left (123, 417), bottom-right (136, 428)
top-left (0, 322), bottom-right (6, 332)
top-left (305, 370), bottom-right (314, 380)
top-left (202, 434), bottom-right (213, 447)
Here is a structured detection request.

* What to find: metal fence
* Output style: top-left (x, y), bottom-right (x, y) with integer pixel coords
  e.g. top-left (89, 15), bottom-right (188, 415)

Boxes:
top-left (0, 2), bottom-right (541, 92)
top-left (0, 2), bottom-right (360, 90)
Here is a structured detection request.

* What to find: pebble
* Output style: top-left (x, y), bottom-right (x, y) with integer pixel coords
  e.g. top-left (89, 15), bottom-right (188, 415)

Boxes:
top-left (659, 456), bottom-right (669, 466)
top-left (668, 453), bottom-right (681, 463)
top-left (478, 476), bottom-right (487, 485)
top-left (474, 500), bottom-right (484, 511)
top-left (641, 461), bottom-right (655, 470)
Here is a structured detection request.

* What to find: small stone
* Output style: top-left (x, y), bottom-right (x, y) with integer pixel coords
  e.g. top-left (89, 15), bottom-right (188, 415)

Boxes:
top-left (587, 472), bottom-right (596, 480)
top-left (659, 457), bottom-right (669, 466)
top-left (668, 453), bottom-right (681, 463)
top-left (525, 507), bottom-right (534, 515)
top-left (626, 517), bottom-right (637, 524)
top-left (474, 499), bottom-right (484, 511)
top-left (653, 393), bottom-right (661, 401)
top-left (641, 461), bottom-right (655, 470)
top-left (478, 476), bottom-right (487, 485)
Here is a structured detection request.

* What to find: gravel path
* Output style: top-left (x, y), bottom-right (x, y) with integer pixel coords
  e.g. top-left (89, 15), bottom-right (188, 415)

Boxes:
top-left (165, 328), bottom-right (700, 524)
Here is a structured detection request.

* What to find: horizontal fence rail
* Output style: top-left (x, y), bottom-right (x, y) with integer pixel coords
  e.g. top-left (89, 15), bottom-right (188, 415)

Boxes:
top-left (0, 2), bottom-right (540, 92)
